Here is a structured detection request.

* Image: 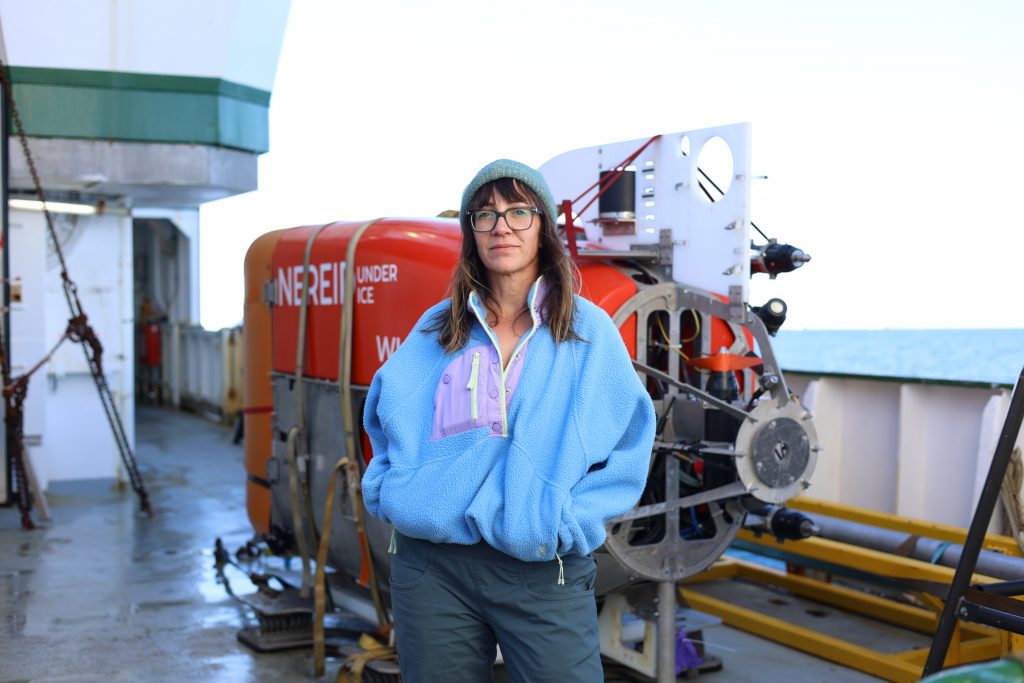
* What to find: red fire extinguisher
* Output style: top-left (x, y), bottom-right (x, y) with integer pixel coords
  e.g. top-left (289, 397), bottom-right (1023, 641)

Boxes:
top-left (142, 324), bottom-right (161, 367)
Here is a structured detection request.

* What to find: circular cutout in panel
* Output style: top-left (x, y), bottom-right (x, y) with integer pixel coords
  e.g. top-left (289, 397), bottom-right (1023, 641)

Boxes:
top-left (696, 136), bottom-right (733, 202)
top-left (680, 135), bottom-right (691, 157)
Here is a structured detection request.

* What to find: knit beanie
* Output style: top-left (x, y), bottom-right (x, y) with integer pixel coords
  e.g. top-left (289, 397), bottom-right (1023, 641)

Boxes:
top-left (460, 159), bottom-right (557, 234)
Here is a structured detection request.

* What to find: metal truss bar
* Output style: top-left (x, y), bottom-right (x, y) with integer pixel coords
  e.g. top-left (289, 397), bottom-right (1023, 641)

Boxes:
top-left (893, 636), bottom-right (1002, 665)
top-left (696, 557), bottom-right (992, 640)
top-left (690, 561), bottom-right (740, 582)
top-left (631, 360), bottom-right (753, 423)
top-left (612, 481), bottom-right (748, 524)
top-left (959, 588), bottom-right (1024, 634)
top-left (924, 367), bottom-right (1024, 676)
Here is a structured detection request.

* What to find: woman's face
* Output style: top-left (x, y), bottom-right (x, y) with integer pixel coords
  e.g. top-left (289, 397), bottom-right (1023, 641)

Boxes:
top-left (472, 189), bottom-right (542, 283)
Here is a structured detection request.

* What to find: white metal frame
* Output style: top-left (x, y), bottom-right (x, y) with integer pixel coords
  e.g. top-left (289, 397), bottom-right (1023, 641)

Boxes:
top-left (539, 124), bottom-right (753, 302)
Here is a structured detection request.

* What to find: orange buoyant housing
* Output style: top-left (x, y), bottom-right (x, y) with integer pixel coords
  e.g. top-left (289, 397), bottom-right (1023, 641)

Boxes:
top-left (243, 228), bottom-right (287, 534)
top-left (246, 218), bottom-right (643, 527)
top-left (270, 219), bottom-right (462, 383)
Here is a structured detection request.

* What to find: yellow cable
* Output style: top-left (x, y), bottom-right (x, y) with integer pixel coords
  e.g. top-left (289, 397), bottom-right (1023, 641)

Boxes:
top-left (681, 308), bottom-right (701, 343)
top-left (656, 315), bottom-right (690, 361)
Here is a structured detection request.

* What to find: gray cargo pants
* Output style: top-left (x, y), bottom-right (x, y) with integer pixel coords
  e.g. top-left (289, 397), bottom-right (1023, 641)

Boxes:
top-left (389, 532), bottom-right (603, 683)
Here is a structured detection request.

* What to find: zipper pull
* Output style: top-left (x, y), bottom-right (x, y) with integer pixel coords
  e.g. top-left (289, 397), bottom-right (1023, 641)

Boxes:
top-left (556, 553), bottom-right (565, 586)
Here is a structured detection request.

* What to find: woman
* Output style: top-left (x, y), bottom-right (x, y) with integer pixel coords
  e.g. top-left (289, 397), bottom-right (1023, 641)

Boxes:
top-left (361, 159), bottom-right (656, 682)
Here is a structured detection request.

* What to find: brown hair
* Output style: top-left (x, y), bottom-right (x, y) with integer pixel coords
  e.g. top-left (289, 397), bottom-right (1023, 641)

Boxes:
top-left (429, 178), bottom-right (580, 353)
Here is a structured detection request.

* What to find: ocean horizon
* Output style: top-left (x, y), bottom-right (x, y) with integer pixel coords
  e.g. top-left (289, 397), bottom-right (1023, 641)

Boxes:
top-left (769, 328), bottom-right (1024, 387)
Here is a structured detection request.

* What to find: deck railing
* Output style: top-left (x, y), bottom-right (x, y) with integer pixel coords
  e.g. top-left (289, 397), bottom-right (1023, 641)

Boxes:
top-left (151, 323), bottom-right (243, 421)
top-left (785, 370), bottom-right (1020, 532)
top-left (146, 323), bottom-right (1021, 532)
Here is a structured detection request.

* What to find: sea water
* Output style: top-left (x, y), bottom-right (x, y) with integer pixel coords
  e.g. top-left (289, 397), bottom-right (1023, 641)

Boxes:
top-left (770, 328), bottom-right (1024, 386)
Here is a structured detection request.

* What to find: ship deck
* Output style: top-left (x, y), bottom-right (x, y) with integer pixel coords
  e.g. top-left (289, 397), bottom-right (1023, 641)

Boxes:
top-left (0, 406), bottom-right (886, 682)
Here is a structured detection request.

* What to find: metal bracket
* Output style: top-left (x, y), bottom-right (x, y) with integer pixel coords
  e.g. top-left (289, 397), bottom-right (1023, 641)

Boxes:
top-left (658, 228), bottom-right (673, 266)
top-left (728, 284), bottom-right (746, 324)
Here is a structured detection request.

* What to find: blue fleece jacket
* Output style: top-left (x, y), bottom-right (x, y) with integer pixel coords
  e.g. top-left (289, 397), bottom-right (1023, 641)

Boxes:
top-left (361, 283), bottom-right (656, 562)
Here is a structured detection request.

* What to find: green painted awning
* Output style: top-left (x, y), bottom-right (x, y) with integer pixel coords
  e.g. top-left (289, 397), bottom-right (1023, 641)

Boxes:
top-left (7, 66), bottom-right (271, 154)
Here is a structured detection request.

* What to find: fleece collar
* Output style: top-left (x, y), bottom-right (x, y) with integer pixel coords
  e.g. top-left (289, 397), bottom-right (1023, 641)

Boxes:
top-left (468, 276), bottom-right (549, 326)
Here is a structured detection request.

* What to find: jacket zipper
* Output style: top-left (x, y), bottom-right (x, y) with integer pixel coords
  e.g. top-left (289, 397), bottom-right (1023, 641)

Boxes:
top-left (467, 351), bottom-right (480, 421)
top-left (470, 282), bottom-right (542, 437)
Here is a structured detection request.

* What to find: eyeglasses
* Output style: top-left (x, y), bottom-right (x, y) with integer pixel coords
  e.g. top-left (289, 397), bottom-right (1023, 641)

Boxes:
top-left (468, 207), bottom-right (541, 232)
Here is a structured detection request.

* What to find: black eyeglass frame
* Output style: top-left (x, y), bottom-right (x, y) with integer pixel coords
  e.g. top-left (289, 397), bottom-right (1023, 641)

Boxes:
top-left (468, 207), bottom-right (542, 233)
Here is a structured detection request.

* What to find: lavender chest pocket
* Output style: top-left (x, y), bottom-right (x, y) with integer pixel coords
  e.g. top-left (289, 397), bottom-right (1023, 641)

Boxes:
top-left (432, 344), bottom-right (495, 439)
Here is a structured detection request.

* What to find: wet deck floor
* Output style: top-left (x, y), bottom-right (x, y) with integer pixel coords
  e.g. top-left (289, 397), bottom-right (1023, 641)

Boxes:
top-left (1, 406), bottom-right (883, 682)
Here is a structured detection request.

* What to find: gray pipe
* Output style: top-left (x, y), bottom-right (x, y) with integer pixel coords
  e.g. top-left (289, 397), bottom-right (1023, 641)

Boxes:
top-left (806, 512), bottom-right (1024, 581)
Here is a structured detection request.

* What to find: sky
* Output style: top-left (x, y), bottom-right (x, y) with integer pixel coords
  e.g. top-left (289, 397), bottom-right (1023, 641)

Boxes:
top-left (199, 0), bottom-right (1024, 331)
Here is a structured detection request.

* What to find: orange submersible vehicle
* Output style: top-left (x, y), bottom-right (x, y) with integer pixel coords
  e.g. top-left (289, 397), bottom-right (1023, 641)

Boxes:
top-left (239, 124), bottom-right (816, 681)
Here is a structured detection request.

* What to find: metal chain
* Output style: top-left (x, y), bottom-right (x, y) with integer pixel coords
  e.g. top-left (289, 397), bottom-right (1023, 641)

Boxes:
top-left (4, 378), bottom-right (34, 529)
top-left (0, 60), bottom-right (151, 516)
